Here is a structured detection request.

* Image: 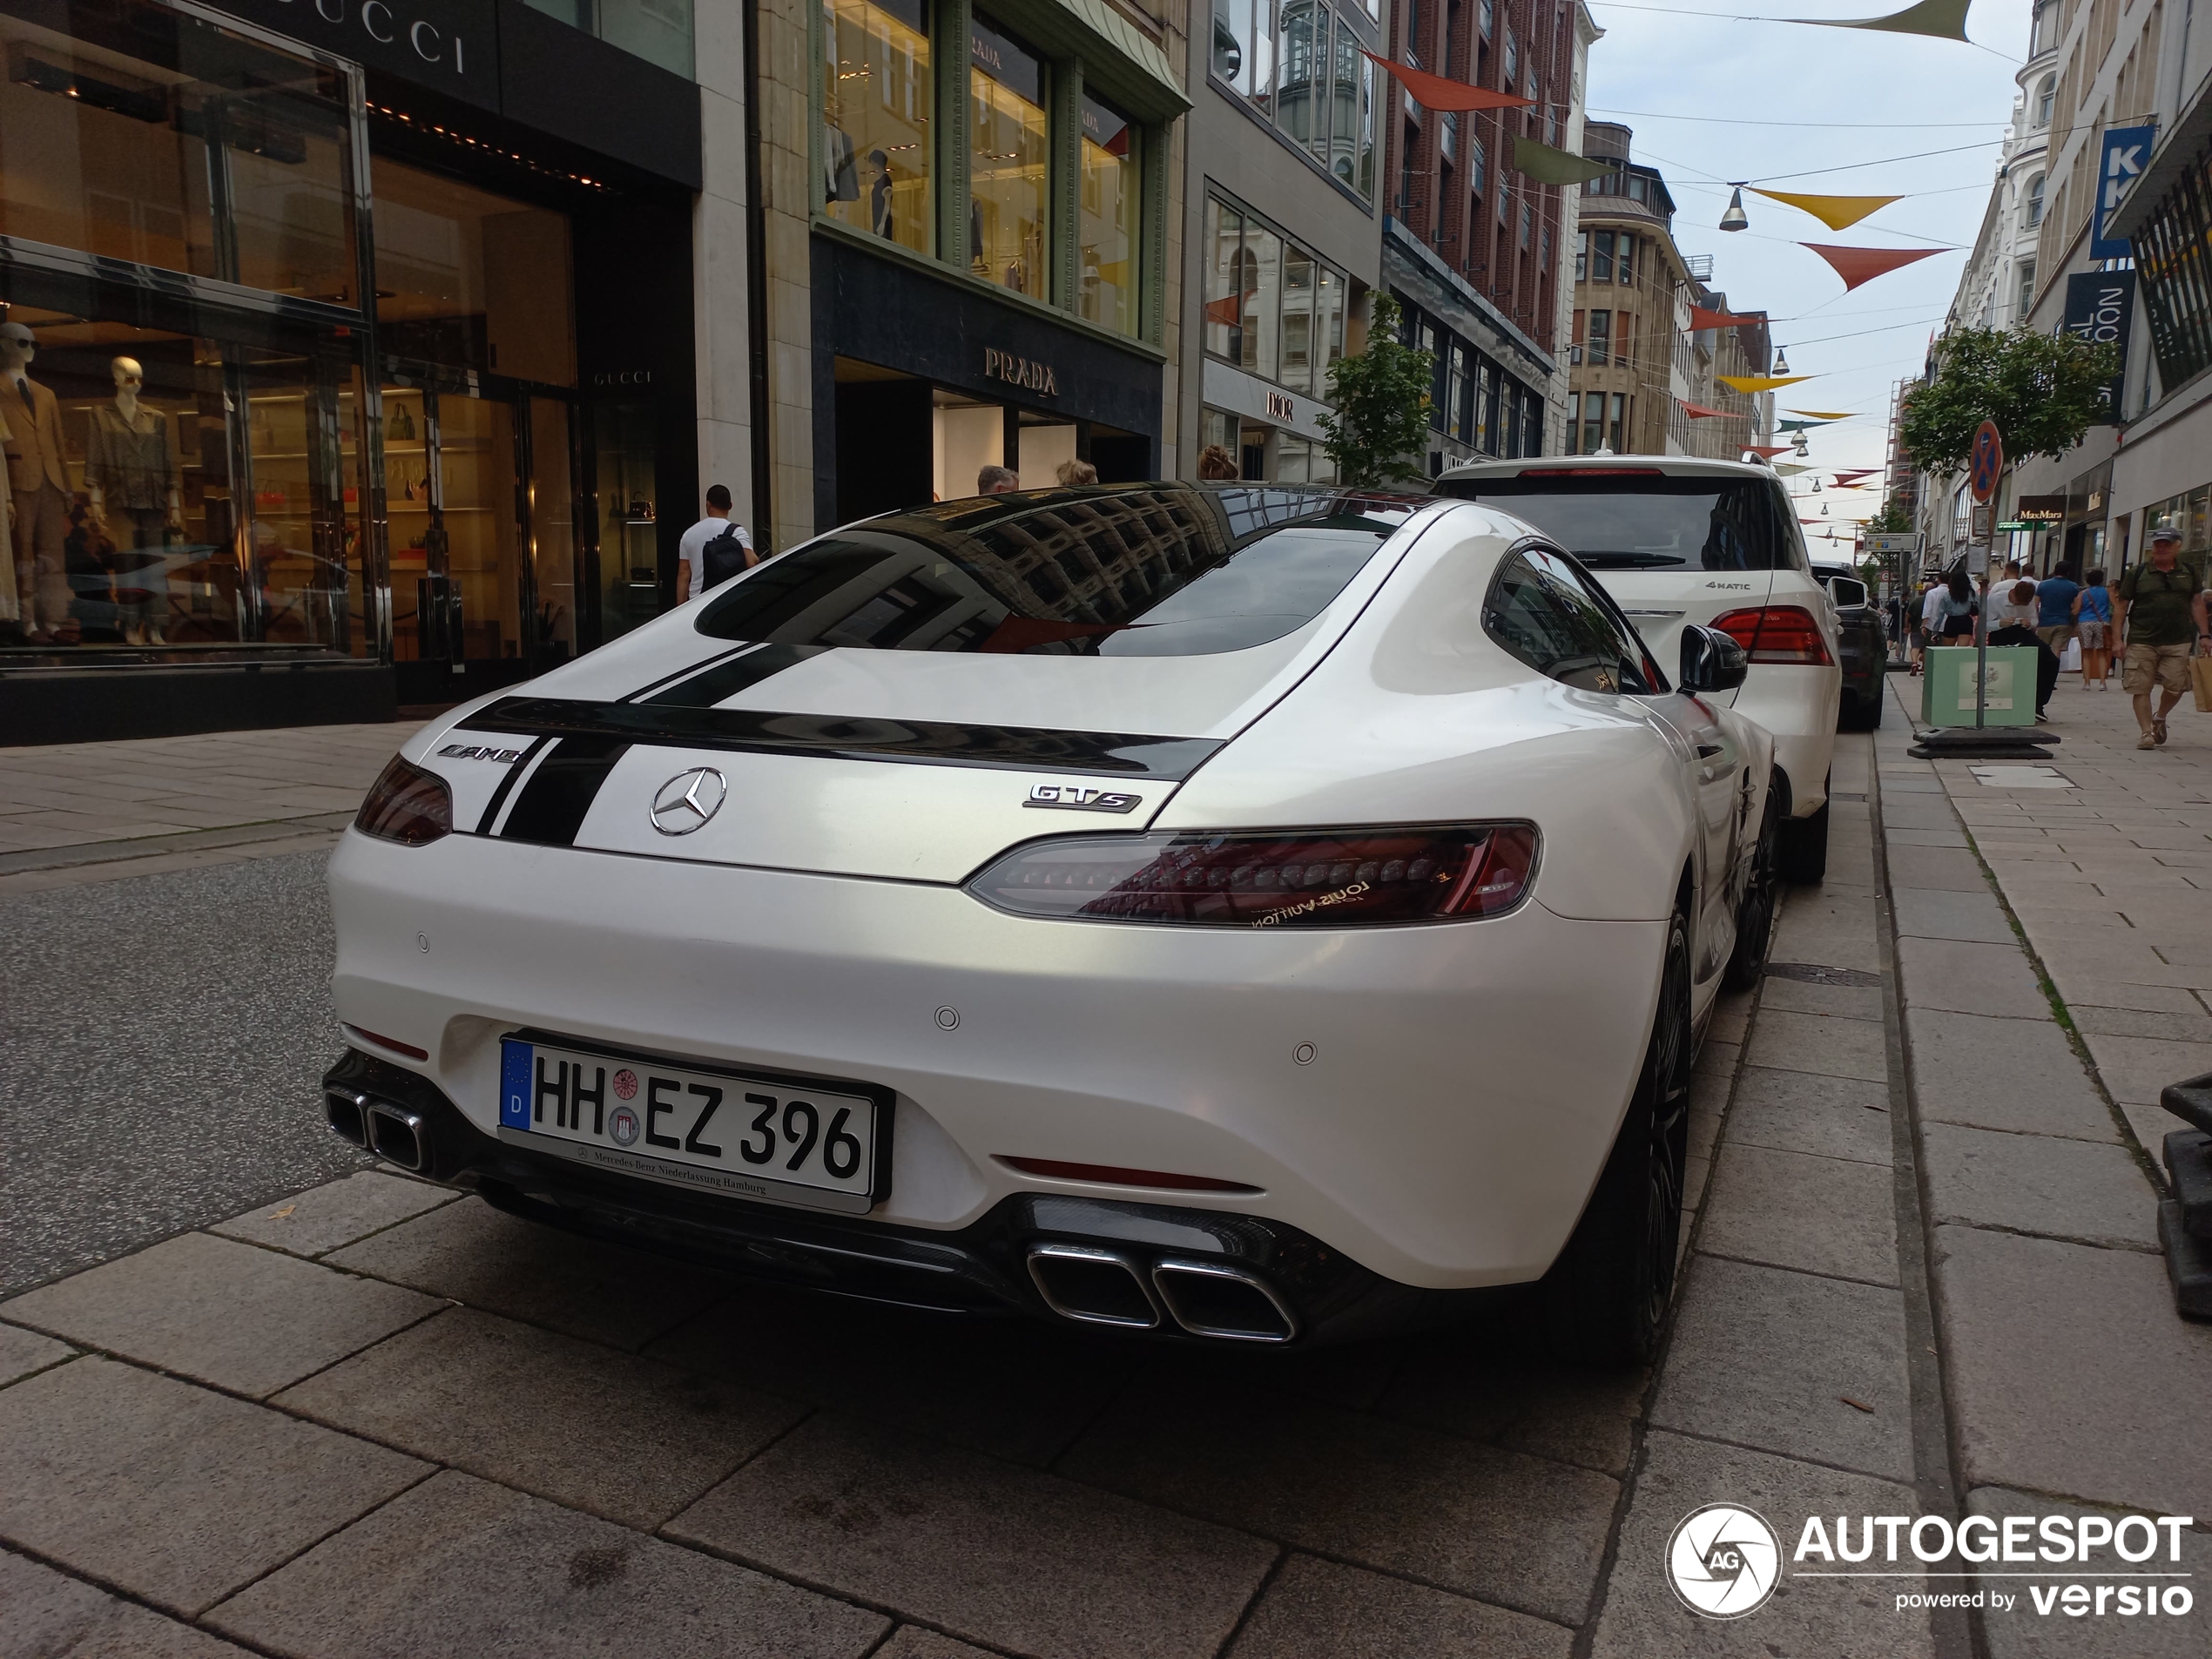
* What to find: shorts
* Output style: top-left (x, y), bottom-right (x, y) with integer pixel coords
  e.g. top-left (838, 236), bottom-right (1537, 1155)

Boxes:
top-left (2037, 624), bottom-right (2074, 654)
top-left (2122, 640), bottom-right (2194, 696)
top-left (2076, 618), bottom-right (2106, 649)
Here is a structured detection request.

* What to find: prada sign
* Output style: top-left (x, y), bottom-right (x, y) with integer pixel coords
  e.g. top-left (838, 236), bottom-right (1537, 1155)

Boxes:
top-left (207, 0), bottom-right (498, 109)
top-left (984, 347), bottom-right (1058, 396)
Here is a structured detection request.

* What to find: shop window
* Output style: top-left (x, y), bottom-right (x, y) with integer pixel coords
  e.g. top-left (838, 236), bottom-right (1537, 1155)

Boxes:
top-left (0, 3), bottom-right (361, 302)
top-left (1447, 342), bottom-right (1468, 442)
top-left (1239, 219), bottom-right (1284, 381)
top-left (1080, 91), bottom-right (1140, 337)
top-left (373, 160), bottom-right (576, 386)
top-left (1316, 265), bottom-right (1347, 381)
top-left (1280, 249), bottom-right (1317, 394)
top-left (592, 399), bottom-right (662, 639)
top-left (968, 15), bottom-right (1049, 299)
top-left (1204, 197), bottom-right (1245, 359)
top-left (1476, 360), bottom-right (1498, 453)
top-left (1204, 193), bottom-right (1348, 397)
top-left (821, 0), bottom-right (933, 254)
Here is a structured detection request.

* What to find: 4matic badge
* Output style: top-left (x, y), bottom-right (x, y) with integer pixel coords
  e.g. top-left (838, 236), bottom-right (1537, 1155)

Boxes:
top-left (1023, 783), bottom-right (1143, 814)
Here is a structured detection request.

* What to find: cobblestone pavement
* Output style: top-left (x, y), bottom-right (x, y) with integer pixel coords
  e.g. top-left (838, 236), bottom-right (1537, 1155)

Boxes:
top-left (1, 708), bottom-right (2207, 1657)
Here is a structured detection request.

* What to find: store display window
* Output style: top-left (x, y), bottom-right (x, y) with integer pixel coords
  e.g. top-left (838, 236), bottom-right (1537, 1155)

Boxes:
top-left (1079, 92), bottom-right (1139, 338)
top-left (968, 15), bottom-right (1048, 299)
top-left (1203, 192), bottom-right (1350, 399)
top-left (820, 0), bottom-right (933, 255)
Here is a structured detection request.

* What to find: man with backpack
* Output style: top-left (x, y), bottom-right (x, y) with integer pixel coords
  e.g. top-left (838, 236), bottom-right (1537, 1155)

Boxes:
top-left (677, 483), bottom-right (758, 601)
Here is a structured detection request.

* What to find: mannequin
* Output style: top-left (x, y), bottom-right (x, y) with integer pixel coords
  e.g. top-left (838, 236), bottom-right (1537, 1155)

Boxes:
top-left (84, 356), bottom-right (182, 644)
top-left (0, 322), bottom-right (73, 644)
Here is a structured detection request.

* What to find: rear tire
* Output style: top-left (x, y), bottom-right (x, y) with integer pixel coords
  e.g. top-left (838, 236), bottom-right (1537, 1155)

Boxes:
top-left (1723, 783), bottom-right (1782, 991)
top-left (1779, 792), bottom-right (1830, 885)
top-left (1542, 908), bottom-right (1692, 1366)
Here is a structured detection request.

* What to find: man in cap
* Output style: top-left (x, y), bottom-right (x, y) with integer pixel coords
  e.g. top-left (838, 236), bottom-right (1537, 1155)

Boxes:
top-left (2112, 521), bottom-right (2209, 750)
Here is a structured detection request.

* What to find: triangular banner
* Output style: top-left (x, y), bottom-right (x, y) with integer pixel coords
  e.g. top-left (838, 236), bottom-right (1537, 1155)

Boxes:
top-left (1677, 400), bottom-right (1744, 420)
top-left (1802, 243), bottom-right (1948, 290)
top-left (1750, 189), bottom-right (1904, 232)
top-left (1743, 445), bottom-right (1793, 457)
top-left (1509, 136), bottom-right (1610, 185)
top-left (1363, 51), bottom-right (1535, 112)
top-left (1784, 0), bottom-right (1973, 42)
top-left (1775, 463), bottom-right (1815, 474)
top-left (1717, 374), bottom-right (1814, 394)
top-left (1829, 467), bottom-right (1880, 480)
top-left (1790, 410), bottom-right (1860, 421)
top-left (1776, 418), bottom-right (1835, 433)
top-left (1689, 306), bottom-right (1766, 332)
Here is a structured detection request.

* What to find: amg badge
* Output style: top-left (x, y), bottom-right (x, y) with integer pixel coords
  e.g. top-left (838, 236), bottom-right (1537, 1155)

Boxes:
top-left (1024, 783), bottom-right (1143, 814)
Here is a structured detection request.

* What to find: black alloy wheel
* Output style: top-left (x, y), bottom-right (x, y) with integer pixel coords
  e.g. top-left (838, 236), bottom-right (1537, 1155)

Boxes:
top-left (1541, 907), bottom-right (1694, 1366)
top-left (1722, 779), bottom-right (1783, 991)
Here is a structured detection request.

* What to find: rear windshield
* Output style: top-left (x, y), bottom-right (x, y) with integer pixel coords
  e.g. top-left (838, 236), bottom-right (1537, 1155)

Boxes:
top-left (1437, 474), bottom-right (1800, 571)
top-left (695, 486), bottom-right (1417, 657)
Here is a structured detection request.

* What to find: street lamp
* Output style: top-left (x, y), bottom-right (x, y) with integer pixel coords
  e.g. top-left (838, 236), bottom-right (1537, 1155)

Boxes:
top-left (1720, 186), bottom-right (1750, 232)
top-left (1772, 347), bottom-right (1791, 374)
top-left (1791, 431), bottom-right (1810, 457)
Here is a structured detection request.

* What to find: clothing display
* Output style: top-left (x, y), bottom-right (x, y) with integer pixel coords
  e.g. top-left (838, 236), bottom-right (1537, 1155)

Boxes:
top-left (84, 403), bottom-right (176, 509)
top-left (12, 482), bottom-right (71, 631)
top-left (824, 125), bottom-right (860, 203)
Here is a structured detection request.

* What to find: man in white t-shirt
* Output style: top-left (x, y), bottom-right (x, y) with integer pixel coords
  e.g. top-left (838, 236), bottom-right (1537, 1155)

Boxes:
top-left (676, 484), bottom-right (755, 602)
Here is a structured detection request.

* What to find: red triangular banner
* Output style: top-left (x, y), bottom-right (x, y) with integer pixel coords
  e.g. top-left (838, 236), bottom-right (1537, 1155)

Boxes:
top-left (1678, 400), bottom-right (1743, 420)
top-left (1743, 444), bottom-right (1792, 457)
top-left (1202, 295), bottom-right (1243, 327)
top-left (1830, 468), bottom-right (1879, 482)
top-left (1801, 243), bottom-right (1947, 291)
top-left (1690, 306), bottom-right (1765, 331)
top-left (1363, 51), bottom-right (1536, 112)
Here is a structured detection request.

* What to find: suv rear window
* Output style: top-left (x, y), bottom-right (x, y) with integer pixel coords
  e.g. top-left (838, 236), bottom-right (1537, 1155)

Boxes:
top-left (1437, 474), bottom-right (1801, 571)
top-left (695, 486), bottom-right (1417, 657)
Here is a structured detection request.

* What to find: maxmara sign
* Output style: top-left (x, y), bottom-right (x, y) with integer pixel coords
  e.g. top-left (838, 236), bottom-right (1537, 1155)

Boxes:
top-left (208, 0), bottom-right (499, 108)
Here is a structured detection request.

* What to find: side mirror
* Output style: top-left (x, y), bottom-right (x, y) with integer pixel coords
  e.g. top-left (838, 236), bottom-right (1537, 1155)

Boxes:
top-left (1680, 624), bottom-right (1749, 693)
top-left (1829, 577), bottom-right (1868, 609)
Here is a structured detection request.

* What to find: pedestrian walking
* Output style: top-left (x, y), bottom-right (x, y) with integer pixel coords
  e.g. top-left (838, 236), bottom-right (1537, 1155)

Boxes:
top-left (978, 464), bottom-right (1019, 495)
top-left (1931, 569), bottom-right (1978, 644)
top-left (1055, 458), bottom-right (1098, 486)
top-left (2112, 522), bottom-right (2209, 749)
top-left (2074, 569), bottom-right (2113, 689)
top-left (676, 483), bottom-right (756, 602)
top-left (1197, 444), bottom-right (1239, 481)
top-left (1912, 577), bottom-right (1945, 673)
top-left (2035, 562), bottom-right (2080, 665)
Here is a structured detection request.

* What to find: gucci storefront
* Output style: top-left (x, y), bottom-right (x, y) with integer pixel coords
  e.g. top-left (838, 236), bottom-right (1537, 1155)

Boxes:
top-left (0, 0), bottom-right (700, 741)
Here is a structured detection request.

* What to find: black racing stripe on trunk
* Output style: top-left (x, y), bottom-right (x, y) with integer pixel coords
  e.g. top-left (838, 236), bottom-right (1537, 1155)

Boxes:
top-left (637, 643), bottom-right (828, 706)
top-left (619, 645), bottom-right (757, 705)
top-left (474, 735), bottom-right (553, 835)
top-left (457, 697), bottom-right (1221, 779)
top-left (498, 737), bottom-right (633, 844)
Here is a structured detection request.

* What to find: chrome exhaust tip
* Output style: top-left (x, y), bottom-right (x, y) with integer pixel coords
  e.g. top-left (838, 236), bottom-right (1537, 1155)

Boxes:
top-left (364, 1101), bottom-right (429, 1172)
top-left (1026, 1244), bottom-right (1160, 1329)
top-left (1151, 1258), bottom-right (1298, 1343)
top-left (324, 1089), bottom-right (371, 1150)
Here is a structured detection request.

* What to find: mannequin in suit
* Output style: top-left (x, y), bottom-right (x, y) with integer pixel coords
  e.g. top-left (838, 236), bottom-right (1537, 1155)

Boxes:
top-left (0, 322), bottom-right (74, 644)
top-left (85, 356), bottom-right (180, 644)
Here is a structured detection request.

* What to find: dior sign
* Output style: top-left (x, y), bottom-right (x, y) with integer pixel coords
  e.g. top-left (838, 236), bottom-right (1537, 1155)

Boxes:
top-left (984, 348), bottom-right (1058, 396)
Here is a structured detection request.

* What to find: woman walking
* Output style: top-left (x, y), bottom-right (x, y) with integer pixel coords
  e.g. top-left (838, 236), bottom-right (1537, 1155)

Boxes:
top-left (1932, 569), bottom-right (1979, 644)
top-left (2074, 570), bottom-right (2113, 689)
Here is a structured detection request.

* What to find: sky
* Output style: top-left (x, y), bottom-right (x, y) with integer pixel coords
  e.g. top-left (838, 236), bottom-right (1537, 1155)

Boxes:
top-left (1579, 0), bottom-right (2033, 539)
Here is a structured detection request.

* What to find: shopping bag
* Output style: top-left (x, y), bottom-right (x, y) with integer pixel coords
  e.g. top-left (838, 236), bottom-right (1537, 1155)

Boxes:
top-left (2061, 637), bottom-right (2082, 672)
top-left (2193, 655), bottom-right (2212, 714)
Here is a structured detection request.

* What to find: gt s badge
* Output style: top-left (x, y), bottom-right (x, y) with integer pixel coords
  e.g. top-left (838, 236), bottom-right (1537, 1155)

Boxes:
top-left (1024, 784), bottom-right (1143, 814)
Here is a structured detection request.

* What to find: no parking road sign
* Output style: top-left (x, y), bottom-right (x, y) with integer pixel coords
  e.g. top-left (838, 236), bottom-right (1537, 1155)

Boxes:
top-left (1970, 420), bottom-right (2004, 504)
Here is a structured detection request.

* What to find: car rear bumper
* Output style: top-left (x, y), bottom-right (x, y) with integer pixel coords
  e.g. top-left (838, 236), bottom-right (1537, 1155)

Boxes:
top-left (328, 829), bottom-right (1665, 1292)
top-left (1733, 664), bottom-right (1839, 816)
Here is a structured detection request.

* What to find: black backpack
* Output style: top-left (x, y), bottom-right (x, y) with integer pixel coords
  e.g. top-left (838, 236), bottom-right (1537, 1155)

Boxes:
top-left (701, 521), bottom-right (753, 590)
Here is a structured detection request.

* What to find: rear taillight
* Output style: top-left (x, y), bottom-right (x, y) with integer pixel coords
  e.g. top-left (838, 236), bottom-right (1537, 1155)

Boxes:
top-left (355, 756), bottom-right (453, 846)
top-left (966, 824), bottom-right (1539, 927)
top-left (1710, 605), bottom-right (1834, 666)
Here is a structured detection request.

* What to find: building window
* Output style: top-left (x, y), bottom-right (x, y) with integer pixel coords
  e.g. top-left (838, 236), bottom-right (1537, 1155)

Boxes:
top-left (1540, 226), bottom-right (1550, 269)
top-left (1471, 136), bottom-right (1486, 195)
top-left (1589, 229), bottom-right (1613, 281)
top-left (1447, 342), bottom-right (1469, 441)
top-left (968, 15), bottom-right (1049, 298)
top-left (821, 0), bottom-right (934, 254)
top-left (1616, 234), bottom-right (1635, 288)
top-left (2033, 74), bottom-right (2055, 128)
top-left (1215, 0), bottom-right (1373, 199)
top-left (1080, 92), bottom-right (1141, 337)
top-left (1441, 110), bottom-right (1458, 161)
top-left (1503, 29), bottom-right (1516, 84)
top-left (2016, 257), bottom-right (2036, 320)
top-left (1518, 199), bottom-right (1531, 250)
top-left (1608, 392), bottom-right (1626, 452)
top-left (1479, 0), bottom-right (1492, 37)
top-left (2133, 148), bottom-right (2212, 388)
top-left (1575, 230), bottom-right (1588, 280)
top-left (2023, 172), bottom-right (2046, 230)
top-left (1204, 192), bottom-right (1349, 395)
top-left (1587, 308), bottom-right (1610, 367)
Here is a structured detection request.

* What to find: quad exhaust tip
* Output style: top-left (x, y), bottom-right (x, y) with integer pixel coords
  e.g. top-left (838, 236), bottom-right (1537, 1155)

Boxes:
top-left (1027, 1244), bottom-right (1160, 1329)
top-left (1151, 1258), bottom-right (1298, 1344)
top-left (1026, 1244), bottom-right (1298, 1343)
top-left (326, 1089), bottom-right (429, 1173)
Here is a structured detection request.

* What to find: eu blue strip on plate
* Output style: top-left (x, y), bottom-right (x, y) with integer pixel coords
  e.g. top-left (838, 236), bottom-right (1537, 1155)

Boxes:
top-left (500, 1040), bottom-right (532, 1129)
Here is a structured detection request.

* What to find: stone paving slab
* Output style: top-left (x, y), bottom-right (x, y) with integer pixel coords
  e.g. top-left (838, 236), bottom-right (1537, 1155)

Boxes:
top-left (671, 1414), bottom-right (1278, 1659)
top-left (1931, 1224), bottom-right (2212, 1517)
top-left (1375, 1321), bottom-right (1645, 1477)
top-left (1649, 1256), bottom-right (1913, 1481)
top-left (1905, 1008), bottom-right (2119, 1142)
top-left (1724, 1066), bottom-right (1893, 1164)
top-left (1919, 1123), bottom-right (2159, 1250)
top-left (1892, 885), bottom-right (2015, 942)
top-left (1697, 1142), bottom-right (1899, 1285)
top-left (327, 1197), bottom-right (733, 1352)
top-left (1964, 1488), bottom-right (2211, 1659)
top-left (1759, 973), bottom-right (1885, 1020)
top-left (0, 1548), bottom-right (256, 1657)
top-left (0, 1320), bottom-right (73, 1386)
top-left (1743, 1008), bottom-right (1888, 1082)
top-left (0, 1357), bottom-right (428, 1616)
top-left (1897, 936), bottom-right (2053, 1018)
top-left (2078, 1031), bottom-right (2212, 1108)
top-left (1225, 1554), bottom-right (1574, 1659)
top-left (209, 1171), bottom-right (459, 1258)
top-left (878, 1630), bottom-right (998, 1659)
top-left (1054, 1382), bottom-right (1617, 1626)
top-left (208, 1469), bottom-right (888, 1659)
top-left (0, 1231), bottom-right (444, 1399)
top-left (276, 1306), bottom-right (808, 1529)
top-left (1588, 1430), bottom-right (1932, 1659)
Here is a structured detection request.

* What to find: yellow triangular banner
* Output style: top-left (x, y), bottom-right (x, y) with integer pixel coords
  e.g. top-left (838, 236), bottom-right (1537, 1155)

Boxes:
top-left (1788, 408), bottom-right (1859, 419)
top-left (1750, 189), bottom-right (1905, 232)
top-left (1718, 374), bottom-right (1814, 394)
top-left (1786, 0), bottom-right (1972, 43)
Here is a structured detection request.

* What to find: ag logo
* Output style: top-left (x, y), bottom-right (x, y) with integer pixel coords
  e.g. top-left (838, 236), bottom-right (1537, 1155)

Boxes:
top-left (1667, 1503), bottom-right (1781, 1619)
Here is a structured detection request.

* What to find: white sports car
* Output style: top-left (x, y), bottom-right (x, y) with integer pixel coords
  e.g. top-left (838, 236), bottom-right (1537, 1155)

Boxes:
top-left (326, 484), bottom-right (1777, 1361)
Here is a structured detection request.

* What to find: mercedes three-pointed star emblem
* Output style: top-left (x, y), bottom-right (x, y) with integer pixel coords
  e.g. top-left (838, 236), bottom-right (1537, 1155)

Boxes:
top-left (649, 767), bottom-right (728, 836)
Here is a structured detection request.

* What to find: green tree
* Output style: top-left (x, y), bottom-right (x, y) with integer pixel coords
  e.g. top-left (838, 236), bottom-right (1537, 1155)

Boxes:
top-left (1317, 293), bottom-right (1433, 488)
top-left (1864, 499), bottom-right (1911, 536)
top-left (1898, 326), bottom-right (2120, 481)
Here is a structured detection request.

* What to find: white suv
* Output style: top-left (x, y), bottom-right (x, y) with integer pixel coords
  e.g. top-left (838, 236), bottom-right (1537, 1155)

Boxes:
top-left (1434, 455), bottom-right (1841, 880)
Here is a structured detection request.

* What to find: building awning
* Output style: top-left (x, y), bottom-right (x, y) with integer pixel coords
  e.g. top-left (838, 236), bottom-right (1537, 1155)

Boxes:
top-left (2106, 83), bottom-right (2212, 243)
top-left (1005, 0), bottom-right (1191, 123)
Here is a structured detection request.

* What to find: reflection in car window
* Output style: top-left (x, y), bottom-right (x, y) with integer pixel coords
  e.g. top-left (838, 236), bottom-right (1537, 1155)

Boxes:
top-left (693, 486), bottom-right (1417, 657)
top-left (1484, 549), bottom-right (1656, 694)
top-left (1437, 475), bottom-right (1801, 572)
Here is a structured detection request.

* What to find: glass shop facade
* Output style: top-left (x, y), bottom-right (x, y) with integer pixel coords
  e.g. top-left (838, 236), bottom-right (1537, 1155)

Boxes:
top-left (0, 0), bottom-right (702, 740)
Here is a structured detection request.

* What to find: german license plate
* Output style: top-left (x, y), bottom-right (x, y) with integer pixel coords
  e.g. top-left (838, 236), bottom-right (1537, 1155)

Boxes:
top-left (497, 1035), bottom-right (887, 1214)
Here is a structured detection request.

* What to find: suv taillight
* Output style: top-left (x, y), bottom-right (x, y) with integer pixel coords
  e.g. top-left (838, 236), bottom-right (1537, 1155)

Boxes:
top-left (1710, 605), bottom-right (1834, 667)
top-left (966, 824), bottom-right (1539, 927)
top-left (355, 756), bottom-right (453, 846)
